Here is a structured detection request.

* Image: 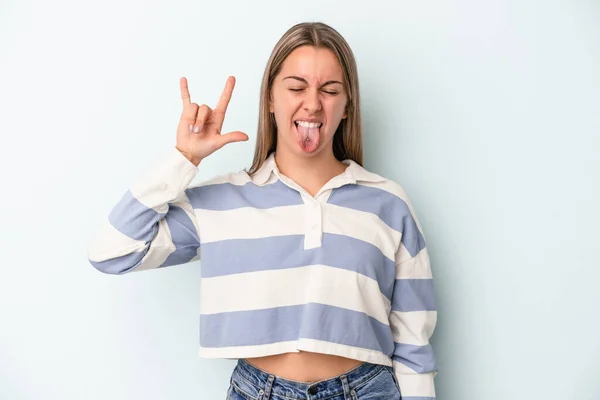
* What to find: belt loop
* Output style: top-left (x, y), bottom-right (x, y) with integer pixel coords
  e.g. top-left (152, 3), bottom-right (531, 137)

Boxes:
top-left (339, 374), bottom-right (351, 400)
top-left (262, 374), bottom-right (275, 399)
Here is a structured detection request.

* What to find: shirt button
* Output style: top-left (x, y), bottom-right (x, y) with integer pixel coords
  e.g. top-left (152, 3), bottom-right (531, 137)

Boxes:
top-left (308, 386), bottom-right (318, 395)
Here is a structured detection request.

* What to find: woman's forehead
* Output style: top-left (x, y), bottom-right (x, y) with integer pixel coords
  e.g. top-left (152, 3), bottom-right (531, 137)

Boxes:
top-left (278, 46), bottom-right (344, 83)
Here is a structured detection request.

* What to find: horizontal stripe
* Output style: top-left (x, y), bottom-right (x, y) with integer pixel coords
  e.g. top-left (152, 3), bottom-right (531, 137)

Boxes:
top-left (200, 233), bottom-right (395, 300)
top-left (200, 264), bottom-right (391, 324)
top-left (200, 303), bottom-right (394, 355)
top-left (165, 205), bottom-right (199, 245)
top-left (323, 204), bottom-right (400, 261)
top-left (91, 193), bottom-right (200, 274)
top-left (396, 248), bottom-right (432, 278)
top-left (89, 249), bottom-right (146, 275)
top-left (328, 184), bottom-right (425, 257)
top-left (187, 179), bottom-right (303, 211)
top-left (389, 310), bottom-right (437, 346)
top-left (391, 279), bottom-right (437, 312)
top-left (392, 365), bottom-right (436, 398)
top-left (328, 184), bottom-right (410, 232)
top-left (89, 241), bottom-right (180, 274)
top-left (154, 209), bottom-right (200, 268)
top-left (89, 214), bottom-right (196, 274)
top-left (195, 205), bottom-right (306, 243)
top-left (199, 338), bottom-right (393, 367)
top-left (87, 220), bottom-right (146, 262)
top-left (199, 340), bottom-right (300, 358)
top-left (160, 246), bottom-right (198, 268)
top-left (392, 343), bottom-right (438, 373)
top-left (197, 203), bottom-right (400, 262)
top-left (399, 216), bottom-right (426, 259)
top-left (357, 180), bottom-right (427, 235)
top-left (294, 338), bottom-right (392, 366)
top-left (108, 190), bottom-right (163, 242)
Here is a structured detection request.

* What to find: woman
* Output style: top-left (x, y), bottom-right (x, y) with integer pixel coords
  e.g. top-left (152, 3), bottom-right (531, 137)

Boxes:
top-left (88, 22), bottom-right (438, 399)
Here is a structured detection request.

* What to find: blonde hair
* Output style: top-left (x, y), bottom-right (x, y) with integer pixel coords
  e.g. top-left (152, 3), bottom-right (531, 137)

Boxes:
top-left (247, 22), bottom-right (363, 174)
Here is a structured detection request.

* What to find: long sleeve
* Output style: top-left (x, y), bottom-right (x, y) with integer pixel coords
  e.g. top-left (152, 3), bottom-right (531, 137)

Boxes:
top-left (87, 147), bottom-right (201, 274)
top-left (389, 205), bottom-right (438, 399)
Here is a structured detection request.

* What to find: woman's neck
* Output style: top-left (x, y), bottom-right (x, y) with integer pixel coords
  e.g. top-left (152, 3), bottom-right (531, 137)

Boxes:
top-left (274, 146), bottom-right (347, 197)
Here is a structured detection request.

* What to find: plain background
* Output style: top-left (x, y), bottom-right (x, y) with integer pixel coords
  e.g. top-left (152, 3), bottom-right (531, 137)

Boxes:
top-left (1, 0), bottom-right (599, 399)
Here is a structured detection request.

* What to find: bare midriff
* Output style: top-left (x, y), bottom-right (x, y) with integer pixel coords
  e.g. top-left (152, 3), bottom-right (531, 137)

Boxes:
top-left (244, 351), bottom-right (364, 382)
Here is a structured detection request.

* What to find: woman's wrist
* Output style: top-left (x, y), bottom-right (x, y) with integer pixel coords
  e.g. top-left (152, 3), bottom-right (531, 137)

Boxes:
top-left (175, 146), bottom-right (202, 167)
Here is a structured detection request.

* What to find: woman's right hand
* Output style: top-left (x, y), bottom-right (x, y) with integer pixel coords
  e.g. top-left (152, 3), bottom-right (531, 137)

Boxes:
top-left (176, 76), bottom-right (248, 166)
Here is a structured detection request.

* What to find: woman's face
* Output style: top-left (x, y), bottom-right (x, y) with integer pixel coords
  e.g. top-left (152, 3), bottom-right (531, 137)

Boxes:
top-left (270, 45), bottom-right (348, 158)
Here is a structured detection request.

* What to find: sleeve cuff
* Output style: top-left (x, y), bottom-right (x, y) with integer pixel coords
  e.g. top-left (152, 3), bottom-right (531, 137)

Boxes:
top-left (393, 369), bottom-right (436, 399)
top-left (129, 147), bottom-right (199, 209)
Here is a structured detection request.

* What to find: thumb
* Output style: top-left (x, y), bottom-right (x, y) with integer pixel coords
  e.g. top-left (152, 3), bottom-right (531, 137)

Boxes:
top-left (217, 131), bottom-right (249, 148)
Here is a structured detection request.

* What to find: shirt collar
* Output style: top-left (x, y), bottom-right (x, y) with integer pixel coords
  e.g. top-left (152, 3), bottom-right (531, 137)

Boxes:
top-left (250, 152), bottom-right (386, 186)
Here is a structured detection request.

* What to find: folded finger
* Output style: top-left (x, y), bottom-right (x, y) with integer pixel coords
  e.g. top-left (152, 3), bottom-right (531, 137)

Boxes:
top-left (193, 104), bottom-right (212, 132)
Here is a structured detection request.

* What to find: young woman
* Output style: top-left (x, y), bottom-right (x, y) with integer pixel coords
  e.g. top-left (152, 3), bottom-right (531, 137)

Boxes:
top-left (88, 22), bottom-right (438, 400)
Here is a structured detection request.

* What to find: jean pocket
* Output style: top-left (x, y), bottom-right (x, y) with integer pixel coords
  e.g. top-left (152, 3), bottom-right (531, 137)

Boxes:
top-left (351, 367), bottom-right (401, 399)
top-left (229, 377), bottom-right (264, 400)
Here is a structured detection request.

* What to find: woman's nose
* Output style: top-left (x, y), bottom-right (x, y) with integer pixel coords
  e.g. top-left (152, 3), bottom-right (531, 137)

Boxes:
top-left (303, 89), bottom-right (322, 113)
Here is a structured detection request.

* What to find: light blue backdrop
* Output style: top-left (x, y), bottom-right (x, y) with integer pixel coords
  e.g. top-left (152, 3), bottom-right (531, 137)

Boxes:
top-left (0, 0), bottom-right (598, 399)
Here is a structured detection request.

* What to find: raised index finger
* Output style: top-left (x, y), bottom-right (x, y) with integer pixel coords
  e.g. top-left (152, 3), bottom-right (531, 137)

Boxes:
top-left (215, 76), bottom-right (236, 114)
top-left (180, 77), bottom-right (191, 106)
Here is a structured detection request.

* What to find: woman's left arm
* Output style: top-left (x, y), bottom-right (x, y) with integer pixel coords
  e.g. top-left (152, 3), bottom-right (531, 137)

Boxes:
top-left (388, 199), bottom-right (439, 400)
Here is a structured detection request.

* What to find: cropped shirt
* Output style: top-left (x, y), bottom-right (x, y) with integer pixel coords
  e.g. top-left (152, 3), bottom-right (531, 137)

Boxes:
top-left (87, 148), bottom-right (439, 399)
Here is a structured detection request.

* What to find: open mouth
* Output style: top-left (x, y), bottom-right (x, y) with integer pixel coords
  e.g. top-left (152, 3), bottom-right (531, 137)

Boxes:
top-left (294, 120), bottom-right (323, 129)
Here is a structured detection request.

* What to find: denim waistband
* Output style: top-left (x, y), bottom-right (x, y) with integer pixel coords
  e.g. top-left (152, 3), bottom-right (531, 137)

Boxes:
top-left (232, 358), bottom-right (389, 399)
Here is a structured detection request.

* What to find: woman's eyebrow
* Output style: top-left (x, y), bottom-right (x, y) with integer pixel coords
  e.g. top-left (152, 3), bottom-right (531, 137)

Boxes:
top-left (283, 76), bottom-right (343, 86)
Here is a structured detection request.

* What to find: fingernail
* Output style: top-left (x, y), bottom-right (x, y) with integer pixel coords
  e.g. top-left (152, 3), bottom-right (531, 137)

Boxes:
top-left (193, 126), bottom-right (200, 133)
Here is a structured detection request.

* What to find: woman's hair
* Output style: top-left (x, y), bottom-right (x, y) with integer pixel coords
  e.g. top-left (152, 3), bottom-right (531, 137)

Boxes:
top-left (247, 22), bottom-right (363, 174)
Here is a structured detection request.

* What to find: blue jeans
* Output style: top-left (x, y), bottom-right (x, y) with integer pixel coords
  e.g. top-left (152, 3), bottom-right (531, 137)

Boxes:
top-left (227, 358), bottom-right (402, 399)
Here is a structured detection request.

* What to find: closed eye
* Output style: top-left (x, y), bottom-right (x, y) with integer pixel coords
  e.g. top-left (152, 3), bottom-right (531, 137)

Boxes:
top-left (289, 88), bottom-right (339, 95)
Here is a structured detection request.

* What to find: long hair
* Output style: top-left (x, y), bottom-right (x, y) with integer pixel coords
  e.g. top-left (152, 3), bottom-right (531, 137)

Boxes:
top-left (247, 22), bottom-right (363, 174)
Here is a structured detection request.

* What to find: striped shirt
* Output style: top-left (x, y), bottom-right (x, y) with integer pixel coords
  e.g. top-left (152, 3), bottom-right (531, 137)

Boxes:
top-left (88, 147), bottom-right (438, 399)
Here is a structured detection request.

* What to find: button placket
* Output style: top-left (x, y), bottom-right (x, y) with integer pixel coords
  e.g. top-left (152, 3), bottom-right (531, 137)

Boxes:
top-left (311, 201), bottom-right (321, 231)
top-left (303, 198), bottom-right (323, 249)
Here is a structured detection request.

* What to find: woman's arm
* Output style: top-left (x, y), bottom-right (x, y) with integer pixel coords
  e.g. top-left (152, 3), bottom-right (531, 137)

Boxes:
top-left (88, 76), bottom-right (247, 274)
top-left (87, 148), bottom-right (201, 274)
top-left (389, 196), bottom-right (438, 399)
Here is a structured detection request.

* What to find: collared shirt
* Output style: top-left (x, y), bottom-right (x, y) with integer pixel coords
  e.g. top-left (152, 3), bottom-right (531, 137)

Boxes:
top-left (88, 147), bottom-right (438, 399)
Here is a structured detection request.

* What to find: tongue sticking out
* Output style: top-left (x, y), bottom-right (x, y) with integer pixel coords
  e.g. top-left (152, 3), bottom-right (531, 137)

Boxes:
top-left (296, 123), bottom-right (320, 153)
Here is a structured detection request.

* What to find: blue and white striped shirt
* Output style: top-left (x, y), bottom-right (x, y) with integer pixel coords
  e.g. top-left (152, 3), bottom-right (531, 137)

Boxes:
top-left (88, 148), bottom-right (438, 399)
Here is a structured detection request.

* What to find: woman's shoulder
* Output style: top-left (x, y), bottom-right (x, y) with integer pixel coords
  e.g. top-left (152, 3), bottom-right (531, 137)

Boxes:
top-left (350, 162), bottom-right (412, 203)
top-left (188, 168), bottom-right (253, 190)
